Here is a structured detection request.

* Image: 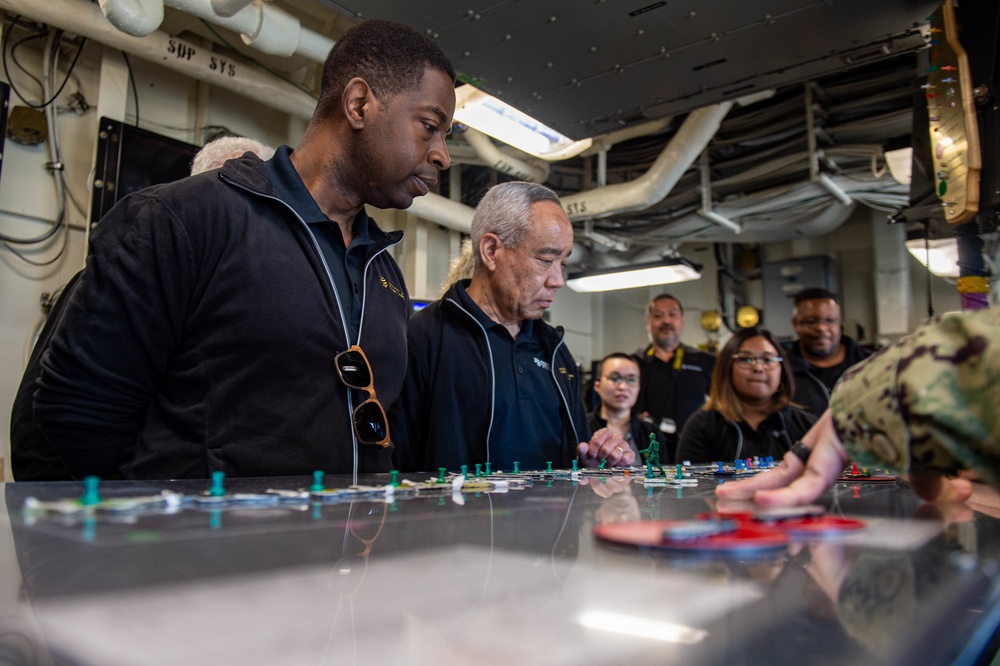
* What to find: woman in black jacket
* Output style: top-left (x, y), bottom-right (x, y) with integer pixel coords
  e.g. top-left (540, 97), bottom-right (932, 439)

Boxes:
top-left (677, 328), bottom-right (815, 464)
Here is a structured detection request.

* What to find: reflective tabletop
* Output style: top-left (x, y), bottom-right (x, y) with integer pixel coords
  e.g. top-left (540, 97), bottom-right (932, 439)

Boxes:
top-left (3, 471), bottom-right (1000, 665)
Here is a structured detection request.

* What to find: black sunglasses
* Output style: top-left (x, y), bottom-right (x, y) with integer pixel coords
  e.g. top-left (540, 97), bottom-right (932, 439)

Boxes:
top-left (334, 346), bottom-right (390, 448)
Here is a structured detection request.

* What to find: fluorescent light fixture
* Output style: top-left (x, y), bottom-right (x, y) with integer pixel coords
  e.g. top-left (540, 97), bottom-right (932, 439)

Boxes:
top-left (566, 258), bottom-right (701, 293)
top-left (817, 173), bottom-right (853, 206)
top-left (905, 237), bottom-right (960, 277)
top-left (577, 611), bottom-right (708, 645)
top-left (454, 84), bottom-right (592, 161)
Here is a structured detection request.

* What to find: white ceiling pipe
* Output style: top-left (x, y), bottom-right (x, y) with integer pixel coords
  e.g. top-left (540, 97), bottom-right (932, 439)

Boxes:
top-left (408, 193), bottom-right (474, 233)
top-left (560, 102), bottom-right (734, 222)
top-left (2, 0), bottom-right (317, 119)
top-left (97, 0), bottom-right (163, 37)
top-left (580, 117), bottom-right (674, 157)
top-left (210, 0), bottom-right (253, 18)
top-left (462, 129), bottom-right (550, 183)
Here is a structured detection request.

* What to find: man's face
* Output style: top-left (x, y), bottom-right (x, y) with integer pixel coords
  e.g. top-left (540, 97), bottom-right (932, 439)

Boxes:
top-left (490, 201), bottom-right (574, 322)
top-left (354, 67), bottom-right (455, 210)
top-left (594, 357), bottom-right (641, 412)
top-left (792, 298), bottom-right (842, 358)
top-left (646, 297), bottom-right (684, 351)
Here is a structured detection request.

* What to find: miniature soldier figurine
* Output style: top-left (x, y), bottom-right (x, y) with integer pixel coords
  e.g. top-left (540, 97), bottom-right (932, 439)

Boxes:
top-left (640, 433), bottom-right (666, 478)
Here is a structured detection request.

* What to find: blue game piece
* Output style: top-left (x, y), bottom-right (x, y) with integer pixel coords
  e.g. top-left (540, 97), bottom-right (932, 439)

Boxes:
top-left (717, 461), bottom-right (724, 473)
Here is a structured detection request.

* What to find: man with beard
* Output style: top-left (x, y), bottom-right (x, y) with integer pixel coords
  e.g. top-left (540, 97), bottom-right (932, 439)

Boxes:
top-left (634, 294), bottom-right (715, 460)
top-left (33, 19), bottom-right (456, 479)
top-left (783, 288), bottom-right (871, 418)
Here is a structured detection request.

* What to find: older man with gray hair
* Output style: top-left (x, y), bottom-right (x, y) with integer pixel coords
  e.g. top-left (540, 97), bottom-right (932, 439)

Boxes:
top-left (392, 181), bottom-right (633, 472)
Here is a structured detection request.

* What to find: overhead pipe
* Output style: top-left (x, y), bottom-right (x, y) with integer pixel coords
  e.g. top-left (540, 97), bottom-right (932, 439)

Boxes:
top-left (96, 0), bottom-right (334, 61)
top-left (96, 0), bottom-right (163, 38)
top-left (559, 102), bottom-right (734, 221)
top-left (1, 0), bottom-right (320, 119)
top-left (210, 0), bottom-right (253, 18)
top-left (462, 128), bottom-right (550, 183)
top-left (580, 117), bottom-right (674, 157)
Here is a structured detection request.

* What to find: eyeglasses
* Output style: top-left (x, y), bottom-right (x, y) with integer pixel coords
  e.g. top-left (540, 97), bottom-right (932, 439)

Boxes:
top-left (794, 317), bottom-right (841, 328)
top-left (602, 373), bottom-right (639, 386)
top-left (334, 346), bottom-right (390, 448)
top-left (732, 354), bottom-right (783, 369)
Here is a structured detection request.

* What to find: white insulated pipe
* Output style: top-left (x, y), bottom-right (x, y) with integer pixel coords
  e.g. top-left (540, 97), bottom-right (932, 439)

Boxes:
top-left (462, 128), bottom-right (550, 183)
top-left (1, 0), bottom-right (318, 119)
top-left (559, 101), bottom-right (734, 221)
top-left (97, 0), bottom-right (163, 38)
top-left (210, 0), bottom-right (253, 18)
top-left (95, 0), bottom-right (333, 61)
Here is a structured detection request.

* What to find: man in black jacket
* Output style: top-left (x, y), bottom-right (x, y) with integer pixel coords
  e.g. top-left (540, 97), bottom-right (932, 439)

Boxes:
top-left (32, 20), bottom-right (456, 479)
top-left (783, 288), bottom-right (871, 417)
top-left (391, 182), bottom-right (633, 472)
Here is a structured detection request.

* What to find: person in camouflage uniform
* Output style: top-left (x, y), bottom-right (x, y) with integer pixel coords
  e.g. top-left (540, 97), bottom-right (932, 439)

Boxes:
top-left (717, 307), bottom-right (1000, 505)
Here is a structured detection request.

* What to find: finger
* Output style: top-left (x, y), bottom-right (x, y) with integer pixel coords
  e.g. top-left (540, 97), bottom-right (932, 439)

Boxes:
top-left (906, 472), bottom-right (973, 503)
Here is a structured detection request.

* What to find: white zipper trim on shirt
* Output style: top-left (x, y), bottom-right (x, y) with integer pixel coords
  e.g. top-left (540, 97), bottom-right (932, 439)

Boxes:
top-left (446, 298), bottom-right (496, 463)
top-left (549, 330), bottom-right (581, 452)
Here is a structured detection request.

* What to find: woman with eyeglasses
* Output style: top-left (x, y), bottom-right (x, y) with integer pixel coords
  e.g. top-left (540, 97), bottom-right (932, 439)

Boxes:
top-left (677, 327), bottom-right (817, 464)
top-left (588, 353), bottom-right (668, 464)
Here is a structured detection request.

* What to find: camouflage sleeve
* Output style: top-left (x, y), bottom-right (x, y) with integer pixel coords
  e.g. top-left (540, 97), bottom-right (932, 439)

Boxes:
top-left (829, 307), bottom-right (1000, 485)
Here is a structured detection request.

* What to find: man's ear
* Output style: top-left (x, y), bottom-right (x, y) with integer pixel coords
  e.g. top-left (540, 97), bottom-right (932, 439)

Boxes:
top-left (479, 233), bottom-right (502, 272)
top-left (342, 78), bottom-right (374, 129)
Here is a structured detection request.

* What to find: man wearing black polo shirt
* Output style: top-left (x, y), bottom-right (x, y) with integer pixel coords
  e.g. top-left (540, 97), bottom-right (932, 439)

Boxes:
top-left (634, 294), bottom-right (716, 460)
top-left (33, 20), bottom-right (456, 479)
top-left (392, 182), bottom-right (634, 472)
top-left (783, 288), bottom-right (871, 417)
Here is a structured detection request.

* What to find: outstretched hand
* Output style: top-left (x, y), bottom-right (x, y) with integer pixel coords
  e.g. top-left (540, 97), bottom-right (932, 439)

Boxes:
top-left (716, 410), bottom-right (974, 505)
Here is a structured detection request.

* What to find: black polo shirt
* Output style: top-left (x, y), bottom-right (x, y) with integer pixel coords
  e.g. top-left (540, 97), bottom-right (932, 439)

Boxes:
top-left (455, 284), bottom-right (563, 470)
top-left (264, 145), bottom-right (374, 344)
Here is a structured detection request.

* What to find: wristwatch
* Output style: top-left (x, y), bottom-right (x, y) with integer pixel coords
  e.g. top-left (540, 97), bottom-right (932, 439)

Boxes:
top-left (790, 441), bottom-right (811, 464)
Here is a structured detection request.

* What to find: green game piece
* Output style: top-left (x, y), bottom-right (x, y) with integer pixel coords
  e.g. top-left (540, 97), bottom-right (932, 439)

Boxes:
top-left (438, 467), bottom-right (447, 483)
top-left (209, 470), bottom-right (225, 496)
top-left (598, 459), bottom-right (608, 470)
top-left (546, 461), bottom-right (553, 473)
top-left (390, 470), bottom-right (400, 487)
top-left (311, 470), bottom-right (325, 492)
top-left (475, 463), bottom-right (482, 478)
top-left (571, 460), bottom-right (578, 472)
top-left (513, 461), bottom-right (520, 474)
top-left (675, 464), bottom-right (683, 480)
top-left (461, 465), bottom-right (469, 479)
top-left (485, 462), bottom-right (492, 476)
top-left (81, 476), bottom-right (101, 506)
top-left (639, 434), bottom-right (665, 478)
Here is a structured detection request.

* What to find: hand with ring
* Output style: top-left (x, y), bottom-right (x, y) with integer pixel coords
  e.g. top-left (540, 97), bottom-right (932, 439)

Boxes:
top-left (577, 428), bottom-right (636, 468)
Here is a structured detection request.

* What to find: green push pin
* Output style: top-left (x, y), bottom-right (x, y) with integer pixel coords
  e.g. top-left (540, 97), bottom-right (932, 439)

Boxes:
top-left (513, 461), bottom-right (520, 474)
top-left (675, 464), bottom-right (683, 480)
top-left (390, 470), bottom-right (400, 487)
top-left (461, 465), bottom-right (469, 480)
top-left (311, 470), bottom-right (325, 492)
top-left (475, 463), bottom-right (482, 478)
top-left (209, 470), bottom-right (225, 496)
top-left (571, 460), bottom-right (578, 472)
top-left (598, 459), bottom-right (607, 470)
top-left (81, 475), bottom-right (101, 506)
top-left (546, 461), bottom-right (553, 473)
top-left (438, 467), bottom-right (447, 483)
top-left (485, 462), bottom-right (492, 476)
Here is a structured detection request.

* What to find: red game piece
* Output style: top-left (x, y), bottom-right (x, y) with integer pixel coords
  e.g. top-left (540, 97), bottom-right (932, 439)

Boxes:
top-left (594, 520), bottom-right (789, 553)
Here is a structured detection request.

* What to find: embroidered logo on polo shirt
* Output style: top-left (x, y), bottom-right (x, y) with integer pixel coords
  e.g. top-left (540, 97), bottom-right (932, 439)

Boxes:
top-left (380, 275), bottom-right (405, 300)
top-left (534, 357), bottom-right (550, 370)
